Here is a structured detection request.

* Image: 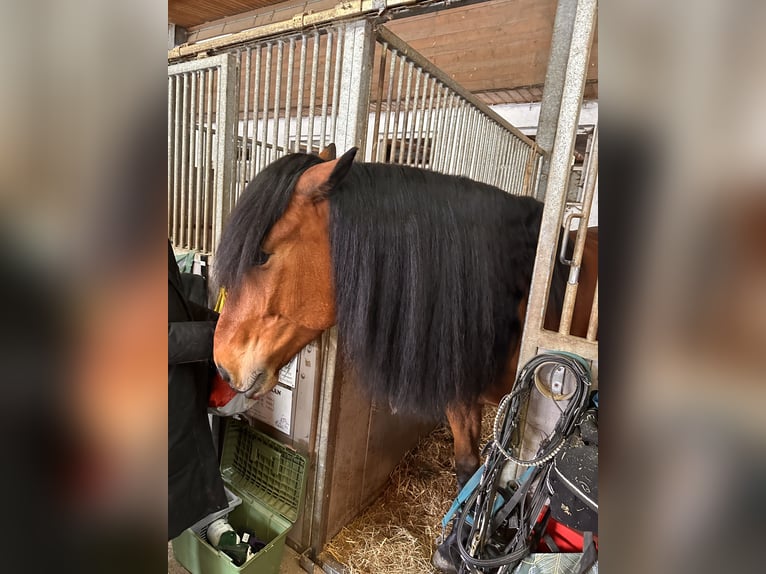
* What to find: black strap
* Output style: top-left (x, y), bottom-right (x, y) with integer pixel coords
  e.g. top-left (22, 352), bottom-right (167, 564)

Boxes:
top-left (576, 531), bottom-right (597, 574)
top-left (491, 466), bottom-right (541, 531)
top-left (527, 506), bottom-right (552, 553)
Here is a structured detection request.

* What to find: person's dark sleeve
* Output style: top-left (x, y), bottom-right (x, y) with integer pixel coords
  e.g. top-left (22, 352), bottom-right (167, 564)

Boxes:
top-left (168, 320), bottom-right (216, 365)
top-left (187, 301), bottom-right (219, 323)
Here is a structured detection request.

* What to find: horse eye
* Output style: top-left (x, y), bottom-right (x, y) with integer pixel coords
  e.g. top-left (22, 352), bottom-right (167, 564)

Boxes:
top-left (253, 250), bottom-right (270, 266)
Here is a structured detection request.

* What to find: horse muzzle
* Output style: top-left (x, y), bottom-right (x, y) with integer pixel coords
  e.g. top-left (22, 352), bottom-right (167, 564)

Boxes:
top-left (242, 368), bottom-right (270, 398)
top-left (215, 363), bottom-right (271, 398)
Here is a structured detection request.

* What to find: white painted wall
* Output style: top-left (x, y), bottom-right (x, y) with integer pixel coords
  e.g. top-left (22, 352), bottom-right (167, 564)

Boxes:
top-left (489, 100), bottom-right (598, 135)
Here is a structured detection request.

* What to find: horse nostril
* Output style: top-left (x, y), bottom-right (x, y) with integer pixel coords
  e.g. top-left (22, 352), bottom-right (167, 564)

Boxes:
top-left (217, 366), bottom-right (231, 384)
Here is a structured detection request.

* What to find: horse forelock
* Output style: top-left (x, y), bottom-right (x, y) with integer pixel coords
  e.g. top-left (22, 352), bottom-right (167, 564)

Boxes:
top-left (214, 153), bottom-right (325, 295)
top-left (328, 164), bottom-right (544, 419)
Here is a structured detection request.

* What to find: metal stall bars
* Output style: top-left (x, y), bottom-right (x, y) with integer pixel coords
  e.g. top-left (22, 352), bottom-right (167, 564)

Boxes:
top-left (366, 26), bottom-right (543, 196)
top-left (229, 25), bottom-right (357, 207)
top-left (168, 23), bottom-right (367, 252)
top-left (515, 0), bottom-right (598, 463)
top-left (168, 54), bottom-right (238, 254)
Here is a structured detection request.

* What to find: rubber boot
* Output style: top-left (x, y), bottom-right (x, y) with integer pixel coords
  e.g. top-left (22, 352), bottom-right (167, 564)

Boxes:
top-left (431, 517), bottom-right (462, 574)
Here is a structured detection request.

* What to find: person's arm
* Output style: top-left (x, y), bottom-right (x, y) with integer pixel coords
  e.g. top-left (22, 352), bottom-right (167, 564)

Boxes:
top-left (168, 320), bottom-right (216, 365)
top-left (187, 300), bottom-right (219, 323)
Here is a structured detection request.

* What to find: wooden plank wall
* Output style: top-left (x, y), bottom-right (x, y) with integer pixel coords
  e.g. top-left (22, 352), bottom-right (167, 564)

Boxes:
top-left (170, 0), bottom-right (282, 28)
top-left (385, 0), bottom-right (598, 101)
top-left (171, 0), bottom-right (598, 104)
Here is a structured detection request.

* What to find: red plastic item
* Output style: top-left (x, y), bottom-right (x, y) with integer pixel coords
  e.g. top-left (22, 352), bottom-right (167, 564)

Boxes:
top-left (209, 372), bottom-right (238, 407)
top-left (540, 516), bottom-right (598, 553)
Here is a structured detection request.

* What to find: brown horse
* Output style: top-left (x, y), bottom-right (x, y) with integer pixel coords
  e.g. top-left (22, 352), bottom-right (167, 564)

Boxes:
top-left (213, 145), bottom-right (597, 489)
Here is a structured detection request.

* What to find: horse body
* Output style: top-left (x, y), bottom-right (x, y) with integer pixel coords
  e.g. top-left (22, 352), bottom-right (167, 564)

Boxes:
top-left (214, 147), bottom-right (595, 489)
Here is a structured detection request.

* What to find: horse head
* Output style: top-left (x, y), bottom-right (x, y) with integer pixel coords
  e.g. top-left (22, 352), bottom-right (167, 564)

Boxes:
top-left (213, 146), bottom-right (356, 398)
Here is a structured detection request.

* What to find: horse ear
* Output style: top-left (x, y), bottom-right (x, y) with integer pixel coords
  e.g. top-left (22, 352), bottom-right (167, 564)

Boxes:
top-left (317, 143), bottom-right (336, 161)
top-left (296, 147), bottom-right (357, 203)
top-left (326, 147), bottom-right (357, 189)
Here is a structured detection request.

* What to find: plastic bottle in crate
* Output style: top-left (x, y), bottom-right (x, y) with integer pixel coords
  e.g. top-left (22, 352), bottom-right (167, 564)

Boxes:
top-left (207, 518), bottom-right (250, 566)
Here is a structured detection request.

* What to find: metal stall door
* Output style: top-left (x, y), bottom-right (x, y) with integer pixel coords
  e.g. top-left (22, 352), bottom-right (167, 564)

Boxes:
top-left (516, 0), bottom-right (598, 464)
top-left (168, 54), bottom-right (238, 254)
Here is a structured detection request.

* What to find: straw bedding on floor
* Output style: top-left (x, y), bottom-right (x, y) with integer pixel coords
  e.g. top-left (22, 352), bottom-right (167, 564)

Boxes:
top-left (321, 407), bottom-right (497, 573)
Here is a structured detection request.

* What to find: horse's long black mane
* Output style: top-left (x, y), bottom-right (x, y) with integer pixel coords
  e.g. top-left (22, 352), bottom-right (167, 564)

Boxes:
top-left (215, 153), bottom-right (561, 419)
top-left (331, 163), bottom-right (549, 418)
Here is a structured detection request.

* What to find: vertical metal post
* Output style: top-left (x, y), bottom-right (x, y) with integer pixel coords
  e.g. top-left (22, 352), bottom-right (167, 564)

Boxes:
top-left (285, 39), bottom-right (295, 155)
top-left (486, 125), bottom-right (495, 185)
top-left (441, 93), bottom-right (458, 173)
top-left (513, 140), bottom-right (524, 194)
top-left (428, 84), bottom-right (442, 170)
top-left (516, 0), bottom-right (597, 473)
top-left (421, 76), bottom-right (436, 168)
top-left (273, 41), bottom-right (284, 156)
top-left (189, 71), bottom-right (202, 250)
top-left (507, 135), bottom-right (518, 193)
top-left (436, 93), bottom-right (450, 172)
top-left (587, 281), bottom-right (599, 341)
top-left (295, 37), bottom-right (306, 152)
top-left (447, 101), bottom-right (462, 174)
top-left (379, 48), bottom-right (397, 162)
top-left (389, 53), bottom-right (405, 162)
top-left (260, 45), bottom-right (272, 167)
top-left (483, 123), bottom-right (497, 184)
top-left (335, 19), bottom-right (375, 153)
top-left (308, 327), bottom-right (339, 556)
top-left (239, 49), bottom-right (251, 199)
top-left (446, 100), bottom-right (462, 174)
top-left (187, 71), bottom-right (197, 249)
top-left (194, 71), bottom-right (205, 247)
top-left (397, 62), bottom-right (414, 164)
top-left (331, 26), bottom-right (344, 145)
top-left (203, 68), bottom-right (214, 250)
top-left (167, 77), bottom-right (175, 239)
top-left (405, 67), bottom-right (422, 165)
top-left (213, 53), bottom-right (239, 253)
top-left (486, 124), bottom-right (497, 185)
top-left (499, 133), bottom-right (511, 192)
top-left (468, 110), bottom-right (481, 177)
top-left (307, 33), bottom-right (319, 152)
top-left (413, 72), bottom-right (429, 168)
top-left (559, 125), bottom-right (598, 334)
top-left (250, 46), bottom-right (262, 176)
top-left (180, 73), bottom-right (190, 247)
top-left (370, 43), bottom-right (388, 163)
top-left (490, 125), bottom-right (503, 187)
top-left (320, 32), bottom-right (333, 149)
top-left (534, 0), bottom-right (579, 201)
top-left (462, 108), bottom-right (475, 177)
top-left (457, 101), bottom-right (472, 175)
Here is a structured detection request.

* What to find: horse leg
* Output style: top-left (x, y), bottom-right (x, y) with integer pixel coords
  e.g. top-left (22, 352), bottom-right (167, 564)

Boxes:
top-left (446, 402), bottom-right (483, 491)
top-left (433, 403), bottom-right (482, 573)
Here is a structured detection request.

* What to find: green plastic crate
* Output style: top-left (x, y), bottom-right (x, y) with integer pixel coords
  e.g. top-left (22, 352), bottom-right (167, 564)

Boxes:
top-left (172, 420), bottom-right (307, 574)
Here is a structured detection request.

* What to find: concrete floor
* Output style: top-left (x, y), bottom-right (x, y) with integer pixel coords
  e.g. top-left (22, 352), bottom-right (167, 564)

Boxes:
top-left (168, 542), bottom-right (308, 574)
